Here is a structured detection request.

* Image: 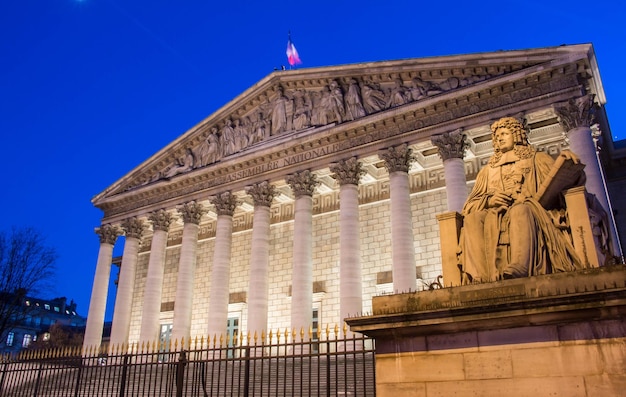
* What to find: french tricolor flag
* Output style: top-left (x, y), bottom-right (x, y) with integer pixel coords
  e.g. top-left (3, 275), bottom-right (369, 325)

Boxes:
top-left (286, 32), bottom-right (302, 66)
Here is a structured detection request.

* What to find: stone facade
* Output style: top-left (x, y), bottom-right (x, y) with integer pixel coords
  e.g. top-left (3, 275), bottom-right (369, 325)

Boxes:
top-left (85, 44), bottom-right (624, 352)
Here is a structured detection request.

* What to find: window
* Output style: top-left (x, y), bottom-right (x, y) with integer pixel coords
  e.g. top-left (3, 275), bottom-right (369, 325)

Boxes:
top-left (226, 316), bottom-right (240, 358)
top-left (22, 334), bottom-right (33, 348)
top-left (6, 332), bottom-right (14, 346)
top-left (44, 304), bottom-right (50, 310)
top-left (311, 308), bottom-right (320, 353)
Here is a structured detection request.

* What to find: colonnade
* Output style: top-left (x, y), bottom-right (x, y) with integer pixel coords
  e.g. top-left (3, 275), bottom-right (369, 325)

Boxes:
top-left (83, 144), bottom-right (426, 351)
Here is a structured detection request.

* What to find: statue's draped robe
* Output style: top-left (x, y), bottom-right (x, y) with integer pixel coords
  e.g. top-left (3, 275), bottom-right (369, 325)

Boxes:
top-left (459, 149), bottom-right (582, 281)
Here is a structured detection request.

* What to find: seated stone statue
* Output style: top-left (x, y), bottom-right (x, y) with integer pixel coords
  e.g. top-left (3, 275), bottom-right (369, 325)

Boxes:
top-left (458, 117), bottom-right (585, 282)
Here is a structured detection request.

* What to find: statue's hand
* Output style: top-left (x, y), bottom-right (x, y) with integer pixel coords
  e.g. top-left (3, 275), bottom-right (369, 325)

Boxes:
top-left (560, 150), bottom-right (580, 164)
top-left (487, 192), bottom-right (513, 208)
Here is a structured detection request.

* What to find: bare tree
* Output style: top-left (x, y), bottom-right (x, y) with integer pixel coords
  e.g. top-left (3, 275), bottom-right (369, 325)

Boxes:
top-left (0, 227), bottom-right (57, 340)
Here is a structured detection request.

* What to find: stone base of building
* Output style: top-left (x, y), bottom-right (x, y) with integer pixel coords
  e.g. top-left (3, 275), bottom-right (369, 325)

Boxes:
top-left (347, 265), bottom-right (626, 397)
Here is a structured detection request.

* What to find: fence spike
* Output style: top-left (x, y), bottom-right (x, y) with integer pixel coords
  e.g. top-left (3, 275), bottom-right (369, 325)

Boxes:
top-left (343, 322), bottom-right (348, 336)
top-left (300, 327), bottom-right (305, 341)
top-left (254, 331), bottom-right (258, 345)
top-left (334, 324), bottom-right (339, 338)
top-left (246, 331), bottom-right (251, 345)
top-left (325, 324), bottom-right (330, 339)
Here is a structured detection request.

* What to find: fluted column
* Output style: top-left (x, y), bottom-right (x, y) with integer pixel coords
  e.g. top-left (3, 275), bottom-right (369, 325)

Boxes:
top-left (139, 209), bottom-right (174, 345)
top-left (381, 144), bottom-right (417, 293)
top-left (431, 128), bottom-right (468, 213)
top-left (245, 182), bottom-right (277, 338)
top-left (554, 95), bottom-right (622, 257)
top-left (83, 224), bottom-right (121, 351)
top-left (206, 192), bottom-right (239, 341)
top-left (330, 158), bottom-right (365, 328)
top-left (109, 218), bottom-right (144, 349)
top-left (286, 170), bottom-right (319, 337)
top-left (171, 201), bottom-right (206, 345)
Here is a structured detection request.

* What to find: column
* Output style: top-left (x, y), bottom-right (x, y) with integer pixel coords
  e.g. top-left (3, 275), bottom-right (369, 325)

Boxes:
top-left (554, 94), bottom-right (622, 257)
top-left (83, 224), bottom-right (121, 352)
top-left (286, 170), bottom-right (319, 337)
top-left (139, 209), bottom-right (174, 345)
top-left (431, 128), bottom-right (468, 213)
top-left (206, 192), bottom-right (239, 341)
top-left (380, 144), bottom-right (417, 293)
top-left (171, 201), bottom-right (206, 345)
top-left (109, 217), bottom-right (144, 349)
top-left (245, 181), bottom-right (277, 338)
top-left (330, 158), bottom-right (365, 327)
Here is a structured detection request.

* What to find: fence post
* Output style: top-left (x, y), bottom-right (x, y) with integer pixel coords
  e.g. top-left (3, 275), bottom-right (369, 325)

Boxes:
top-left (243, 347), bottom-right (250, 397)
top-left (176, 351), bottom-right (187, 397)
top-left (72, 359), bottom-right (83, 397)
top-left (118, 354), bottom-right (130, 397)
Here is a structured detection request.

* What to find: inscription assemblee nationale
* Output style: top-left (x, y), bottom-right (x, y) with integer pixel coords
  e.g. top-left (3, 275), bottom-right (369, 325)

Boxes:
top-left (206, 126), bottom-right (402, 188)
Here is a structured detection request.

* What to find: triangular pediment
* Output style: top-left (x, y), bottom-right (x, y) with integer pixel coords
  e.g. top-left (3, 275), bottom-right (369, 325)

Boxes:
top-left (93, 44), bottom-right (603, 218)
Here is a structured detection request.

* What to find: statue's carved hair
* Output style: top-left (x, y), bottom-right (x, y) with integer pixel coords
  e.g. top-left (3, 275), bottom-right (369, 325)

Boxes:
top-left (490, 117), bottom-right (529, 149)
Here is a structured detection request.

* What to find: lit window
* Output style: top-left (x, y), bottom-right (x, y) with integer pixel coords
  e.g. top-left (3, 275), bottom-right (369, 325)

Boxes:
top-left (42, 333), bottom-right (51, 341)
top-left (25, 301), bottom-right (30, 306)
top-left (54, 307), bottom-right (60, 312)
top-left (22, 334), bottom-right (32, 348)
top-left (44, 304), bottom-right (50, 310)
top-left (6, 332), bottom-right (14, 346)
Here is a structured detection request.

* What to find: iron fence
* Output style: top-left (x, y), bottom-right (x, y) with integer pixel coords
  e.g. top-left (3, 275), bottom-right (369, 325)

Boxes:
top-left (0, 328), bottom-right (375, 396)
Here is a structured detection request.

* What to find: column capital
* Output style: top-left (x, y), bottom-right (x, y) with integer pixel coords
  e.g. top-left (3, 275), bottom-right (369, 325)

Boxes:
top-left (95, 224), bottom-right (121, 245)
top-left (148, 209), bottom-right (175, 231)
top-left (330, 157), bottom-right (365, 186)
top-left (380, 144), bottom-right (416, 173)
top-left (121, 217), bottom-right (145, 239)
top-left (431, 128), bottom-right (467, 161)
top-left (286, 170), bottom-right (320, 198)
top-left (210, 191), bottom-right (240, 216)
top-left (553, 94), bottom-right (596, 132)
top-left (178, 201), bottom-right (207, 225)
top-left (246, 181), bottom-right (277, 207)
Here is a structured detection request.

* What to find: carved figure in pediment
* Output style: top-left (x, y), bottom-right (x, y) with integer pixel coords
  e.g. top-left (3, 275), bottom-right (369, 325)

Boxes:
top-left (344, 78), bottom-right (366, 121)
top-left (360, 81), bottom-right (386, 114)
top-left (326, 80), bottom-right (345, 124)
top-left (205, 127), bottom-right (221, 164)
top-left (249, 112), bottom-right (267, 145)
top-left (293, 91), bottom-right (311, 131)
top-left (270, 86), bottom-right (291, 135)
top-left (386, 78), bottom-right (409, 108)
top-left (458, 117), bottom-right (585, 283)
top-left (164, 148), bottom-right (195, 179)
top-left (311, 88), bottom-right (329, 126)
top-left (233, 118), bottom-right (249, 153)
top-left (220, 118), bottom-right (237, 156)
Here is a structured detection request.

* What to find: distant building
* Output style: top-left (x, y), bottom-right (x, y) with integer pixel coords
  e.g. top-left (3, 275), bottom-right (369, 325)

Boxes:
top-left (0, 296), bottom-right (86, 355)
top-left (83, 44), bottom-right (624, 351)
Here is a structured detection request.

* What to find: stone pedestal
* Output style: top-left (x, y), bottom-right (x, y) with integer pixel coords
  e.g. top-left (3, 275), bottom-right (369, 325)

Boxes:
top-left (347, 266), bottom-right (626, 397)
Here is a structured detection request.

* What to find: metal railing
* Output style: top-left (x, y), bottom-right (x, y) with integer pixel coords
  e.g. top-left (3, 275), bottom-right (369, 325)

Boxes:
top-left (1, 326), bottom-right (376, 396)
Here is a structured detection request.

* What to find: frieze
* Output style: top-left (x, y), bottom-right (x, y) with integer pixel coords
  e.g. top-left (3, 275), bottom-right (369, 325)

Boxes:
top-left (100, 70), bottom-right (581, 219)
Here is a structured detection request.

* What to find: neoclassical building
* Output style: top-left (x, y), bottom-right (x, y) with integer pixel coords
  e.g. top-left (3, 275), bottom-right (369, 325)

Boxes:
top-left (83, 44), bottom-right (623, 350)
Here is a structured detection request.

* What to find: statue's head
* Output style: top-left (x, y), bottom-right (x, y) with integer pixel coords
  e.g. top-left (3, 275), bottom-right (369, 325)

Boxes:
top-left (490, 117), bottom-right (529, 151)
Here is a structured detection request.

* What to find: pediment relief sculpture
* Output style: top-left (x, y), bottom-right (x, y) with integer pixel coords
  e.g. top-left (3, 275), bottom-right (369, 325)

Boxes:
top-left (130, 70), bottom-right (502, 191)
